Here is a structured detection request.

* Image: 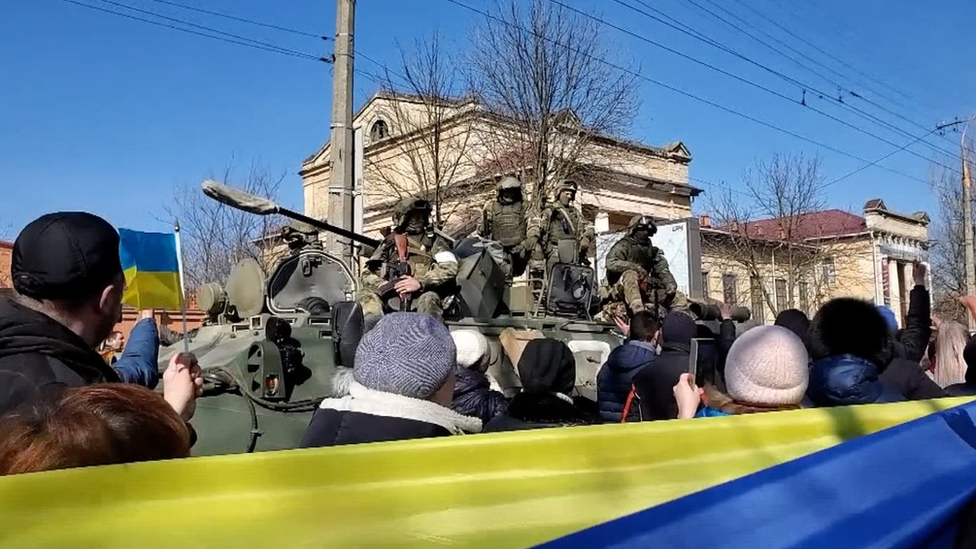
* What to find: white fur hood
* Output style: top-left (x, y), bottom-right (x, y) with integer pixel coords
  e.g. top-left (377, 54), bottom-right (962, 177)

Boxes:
top-left (319, 382), bottom-right (483, 435)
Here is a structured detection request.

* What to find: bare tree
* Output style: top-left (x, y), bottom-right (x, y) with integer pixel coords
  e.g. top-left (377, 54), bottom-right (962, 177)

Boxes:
top-left (467, 0), bottom-right (640, 207)
top-left (704, 153), bottom-right (837, 317)
top-left (930, 161), bottom-right (970, 322)
top-left (368, 33), bottom-right (479, 228)
top-left (164, 160), bottom-right (286, 290)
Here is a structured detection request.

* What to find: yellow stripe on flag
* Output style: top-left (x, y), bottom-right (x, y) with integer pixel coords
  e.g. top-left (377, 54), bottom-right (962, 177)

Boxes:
top-left (122, 266), bottom-right (182, 310)
top-left (0, 398), bottom-right (968, 549)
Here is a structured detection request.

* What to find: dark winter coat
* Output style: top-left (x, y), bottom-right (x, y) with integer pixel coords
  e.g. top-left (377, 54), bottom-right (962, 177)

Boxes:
top-left (451, 367), bottom-right (508, 425)
top-left (299, 383), bottom-right (482, 448)
top-left (0, 297), bottom-right (120, 415)
top-left (807, 355), bottom-right (904, 407)
top-left (111, 317), bottom-right (160, 389)
top-left (596, 340), bottom-right (656, 423)
top-left (879, 357), bottom-right (946, 401)
top-left (945, 383), bottom-right (976, 397)
top-left (483, 392), bottom-right (600, 432)
top-left (632, 343), bottom-right (691, 421)
top-left (897, 285), bottom-right (932, 364)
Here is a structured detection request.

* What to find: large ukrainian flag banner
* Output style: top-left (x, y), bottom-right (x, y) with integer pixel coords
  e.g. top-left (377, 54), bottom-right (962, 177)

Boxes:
top-left (118, 228), bottom-right (183, 310)
top-left (0, 399), bottom-right (975, 548)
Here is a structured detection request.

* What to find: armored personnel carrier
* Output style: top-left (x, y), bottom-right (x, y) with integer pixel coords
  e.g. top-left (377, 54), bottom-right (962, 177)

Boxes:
top-left (161, 182), bottom-right (743, 456)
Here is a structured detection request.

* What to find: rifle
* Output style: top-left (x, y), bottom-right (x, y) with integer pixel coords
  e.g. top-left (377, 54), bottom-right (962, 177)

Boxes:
top-left (385, 233), bottom-right (413, 312)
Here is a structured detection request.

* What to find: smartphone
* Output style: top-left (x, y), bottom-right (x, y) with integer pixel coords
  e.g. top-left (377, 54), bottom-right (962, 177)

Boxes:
top-left (689, 338), bottom-right (718, 385)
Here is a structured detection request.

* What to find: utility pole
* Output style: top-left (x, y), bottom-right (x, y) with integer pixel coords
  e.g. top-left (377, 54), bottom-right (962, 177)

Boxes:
top-left (327, 0), bottom-right (355, 266)
top-left (964, 117), bottom-right (976, 332)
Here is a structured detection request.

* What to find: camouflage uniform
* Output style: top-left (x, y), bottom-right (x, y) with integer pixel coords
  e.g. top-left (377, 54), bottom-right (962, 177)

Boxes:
top-left (477, 176), bottom-right (539, 278)
top-left (605, 215), bottom-right (688, 314)
top-left (359, 198), bottom-right (459, 319)
top-left (539, 180), bottom-right (595, 275)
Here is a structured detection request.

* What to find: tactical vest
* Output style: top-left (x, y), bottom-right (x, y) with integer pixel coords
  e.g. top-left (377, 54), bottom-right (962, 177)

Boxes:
top-left (384, 232), bottom-right (437, 280)
top-left (491, 202), bottom-right (527, 247)
top-left (547, 206), bottom-right (579, 244)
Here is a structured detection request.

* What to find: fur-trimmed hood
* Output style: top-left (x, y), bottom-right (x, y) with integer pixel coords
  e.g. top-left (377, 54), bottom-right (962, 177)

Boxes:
top-left (318, 382), bottom-right (483, 435)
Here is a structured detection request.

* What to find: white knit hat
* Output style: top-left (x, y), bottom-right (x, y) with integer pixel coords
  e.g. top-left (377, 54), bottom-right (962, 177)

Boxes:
top-left (451, 329), bottom-right (489, 369)
top-left (725, 325), bottom-right (809, 406)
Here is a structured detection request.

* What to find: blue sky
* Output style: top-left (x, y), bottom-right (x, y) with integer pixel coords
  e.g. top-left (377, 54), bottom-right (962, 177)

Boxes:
top-left (1, 0), bottom-right (974, 238)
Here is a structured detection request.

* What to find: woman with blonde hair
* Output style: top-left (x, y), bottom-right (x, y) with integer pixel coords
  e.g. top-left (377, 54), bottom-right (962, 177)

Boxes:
top-left (931, 320), bottom-right (969, 388)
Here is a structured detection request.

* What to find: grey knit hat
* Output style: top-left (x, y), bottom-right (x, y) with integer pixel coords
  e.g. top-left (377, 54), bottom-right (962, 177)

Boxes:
top-left (353, 312), bottom-right (457, 399)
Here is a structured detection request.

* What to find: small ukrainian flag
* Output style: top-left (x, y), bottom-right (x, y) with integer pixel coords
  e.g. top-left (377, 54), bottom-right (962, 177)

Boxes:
top-left (118, 228), bottom-right (184, 310)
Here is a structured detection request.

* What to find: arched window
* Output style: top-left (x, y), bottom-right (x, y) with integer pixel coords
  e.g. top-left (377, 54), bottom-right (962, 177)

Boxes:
top-left (370, 119), bottom-right (389, 141)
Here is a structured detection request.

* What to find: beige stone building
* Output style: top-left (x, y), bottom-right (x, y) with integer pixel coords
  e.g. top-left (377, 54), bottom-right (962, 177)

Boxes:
top-left (299, 92), bottom-right (700, 242)
top-left (700, 200), bottom-right (930, 326)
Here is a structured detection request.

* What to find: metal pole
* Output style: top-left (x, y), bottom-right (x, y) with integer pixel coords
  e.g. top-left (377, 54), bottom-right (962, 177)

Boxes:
top-left (327, 0), bottom-right (356, 266)
top-left (962, 117), bottom-right (976, 332)
top-left (173, 220), bottom-right (190, 353)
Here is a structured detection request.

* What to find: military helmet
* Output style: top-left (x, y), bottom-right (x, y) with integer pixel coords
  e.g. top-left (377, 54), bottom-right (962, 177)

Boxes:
top-left (497, 176), bottom-right (522, 191)
top-left (392, 196), bottom-right (432, 227)
top-left (628, 214), bottom-right (657, 236)
top-left (554, 179), bottom-right (578, 196)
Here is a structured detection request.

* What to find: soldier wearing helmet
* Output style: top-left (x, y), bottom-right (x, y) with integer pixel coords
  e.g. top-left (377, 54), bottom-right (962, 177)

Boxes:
top-left (359, 197), bottom-right (458, 319)
top-left (477, 176), bottom-right (539, 278)
top-left (604, 214), bottom-right (688, 316)
top-left (539, 179), bottom-right (595, 274)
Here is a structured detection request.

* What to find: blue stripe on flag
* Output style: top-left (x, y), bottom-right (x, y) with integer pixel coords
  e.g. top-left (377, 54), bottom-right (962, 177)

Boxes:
top-left (118, 229), bottom-right (179, 273)
top-left (535, 402), bottom-right (976, 549)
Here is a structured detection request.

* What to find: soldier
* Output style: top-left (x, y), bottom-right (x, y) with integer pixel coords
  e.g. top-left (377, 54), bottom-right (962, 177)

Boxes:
top-left (359, 197), bottom-right (459, 320)
top-left (477, 176), bottom-right (539, 278)
top-left (539, 179), bottom-right (595, 275)
top-left (605, 215), bottom-right (688, 315)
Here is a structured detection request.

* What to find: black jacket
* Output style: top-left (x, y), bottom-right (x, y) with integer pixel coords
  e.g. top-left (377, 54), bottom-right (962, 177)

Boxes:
top-left (484, 393), bottom-right (600, 432)
top-left (879, 357), bottom-right (946, 401)
top-left (0, 297), bottom-right (119, 414)
top-left (632, 344), bottom-right (691, 421)
top-left (898, 285), bottom-right (932, 364)
top-left (451, 367), bottom-right (508, 425)
top-left (299, 384), bottom-right (483, 447)
top-left (946, 383), bottom-right (976, 397)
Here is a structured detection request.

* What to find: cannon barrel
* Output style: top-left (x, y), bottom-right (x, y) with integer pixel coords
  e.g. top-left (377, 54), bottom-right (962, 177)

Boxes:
top-left (201, 180), bottom-right (381, 253)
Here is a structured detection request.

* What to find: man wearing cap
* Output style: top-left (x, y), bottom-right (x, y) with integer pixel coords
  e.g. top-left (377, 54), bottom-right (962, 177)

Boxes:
top-left (299, 312), bottom-right (482, 447)
top-left (604, 214), bottom-right (688, 316)
top-left (0, 212), bottom-right (174, 414)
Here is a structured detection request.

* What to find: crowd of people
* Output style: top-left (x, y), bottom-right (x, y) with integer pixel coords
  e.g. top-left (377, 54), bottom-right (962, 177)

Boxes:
top-left (1, 211), bottom-right (975, 480)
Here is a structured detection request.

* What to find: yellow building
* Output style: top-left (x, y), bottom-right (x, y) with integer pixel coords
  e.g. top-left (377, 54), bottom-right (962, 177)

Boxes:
top-left (700, 199), bottom-right (930, 326)
top-left (299, 92), bottom-right (700, 241)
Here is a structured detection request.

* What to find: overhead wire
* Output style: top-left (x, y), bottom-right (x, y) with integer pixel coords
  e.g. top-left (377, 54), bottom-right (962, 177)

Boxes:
top-left (55, 0), bottom-right (331, 63)
top-left (670, 0), bottom-right (958, 160)
top-left (443, 0), bottom-right (931, 187)
top-left (577, 0), bottom-right (961, 174)
top-left (141, 0), bottom-right (327, 40)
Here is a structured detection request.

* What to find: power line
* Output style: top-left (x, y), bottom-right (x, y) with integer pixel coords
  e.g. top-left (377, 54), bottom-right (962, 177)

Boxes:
top-left (824, 129), bottom-right (939, 189)
top-left (674, 0), bottom-right (958, 160)
top-left (550, 0), bottom-right (961, 175)
top-left (55, 0), bottom-right (330, 63)
top-left (141, 0), bottom-right (327, 40)
top-left (444, 0), bottom-right (931, 187)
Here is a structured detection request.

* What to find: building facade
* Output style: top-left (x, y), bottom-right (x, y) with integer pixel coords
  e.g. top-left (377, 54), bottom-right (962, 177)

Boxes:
top-left (700, 200), bottom-right (929, 326)
top-left (0, 240), bottom-right (11, 289)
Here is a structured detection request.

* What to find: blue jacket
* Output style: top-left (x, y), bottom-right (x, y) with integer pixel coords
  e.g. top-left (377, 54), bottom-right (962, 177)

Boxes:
top-left (807, 354), bottom-right (903, 407)
top-left (113, 318), bottom-right (160, 389)
top-left (695, 406), bottom-right (731, 418)
top-left (597, 341), bottom-right (656, 423)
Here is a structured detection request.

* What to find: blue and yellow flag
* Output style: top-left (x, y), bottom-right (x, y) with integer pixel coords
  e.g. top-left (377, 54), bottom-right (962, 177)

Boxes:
top-left (118, 228), bottom-right (183, 310)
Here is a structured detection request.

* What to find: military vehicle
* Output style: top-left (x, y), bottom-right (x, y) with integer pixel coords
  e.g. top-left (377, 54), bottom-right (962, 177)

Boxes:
top-left (161, 182), bottom-right (743, 456)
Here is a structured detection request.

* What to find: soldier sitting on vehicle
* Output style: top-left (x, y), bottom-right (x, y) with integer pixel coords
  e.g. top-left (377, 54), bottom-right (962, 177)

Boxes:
top-left (539, 179), bottom-right (595, 276)
top-left (604, 215), bottom-right (689, 316)
top-left (477, 176), bottom-right (540, 279)
top-left (359, 197), bottom-right (459, 320)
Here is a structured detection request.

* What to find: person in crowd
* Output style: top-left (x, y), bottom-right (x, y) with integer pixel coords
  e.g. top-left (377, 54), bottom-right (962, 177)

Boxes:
top-left (485, 338), bottom-right (600, 431)
top-left (0, 213), bottom-right (128, 414)
top-left (674, 325), bottom-right (809, 418)
top-left (945, 339), bottom-right (976, 397)
top-left (631, 311), bottom-right (697, 421)
top-left (0, 353), bottom-right (201, 475)
top-left (450, 329), bottom-right (508, 425)
top-left (930, 320), bottom-right (969, 388)
top-left (597, 311), bottom-right (660, 423)
top-left (109, 310), bottom-right (161, 388)
top-left (300, 313), bottom-right (482, 447)
top-left (806, 298), bottom-right (908, 406)
top-left (99, 330), bottom-right (125, 362)
top-left (774, 309), bottom-right (811, 347)
top-left (882, 262), bottom-right (932, 364)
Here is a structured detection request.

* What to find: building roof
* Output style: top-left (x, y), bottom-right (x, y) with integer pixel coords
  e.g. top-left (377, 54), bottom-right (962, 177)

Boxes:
top-left (0, 240), bottom-right (12, 249)
top-left (733, 210), bottom-right (867, 242)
